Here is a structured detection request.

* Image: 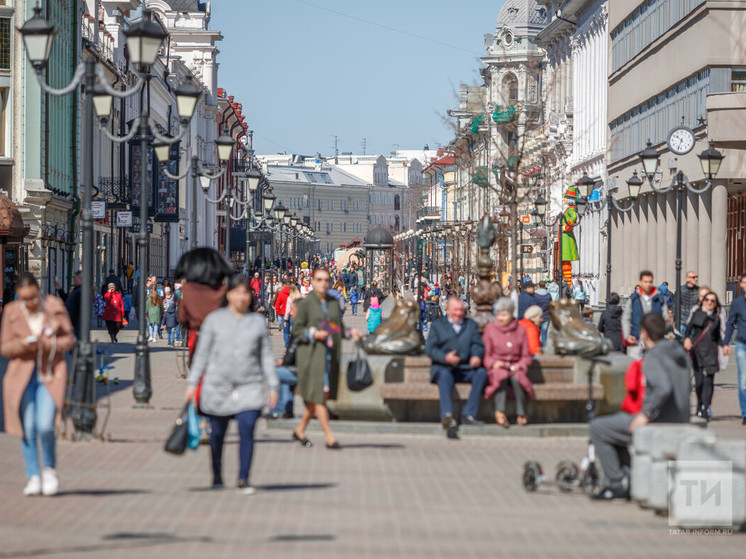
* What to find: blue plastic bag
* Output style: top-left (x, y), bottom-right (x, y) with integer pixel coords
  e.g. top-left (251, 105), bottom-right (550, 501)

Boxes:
top-left (187, 403), bottom-right (200, 450)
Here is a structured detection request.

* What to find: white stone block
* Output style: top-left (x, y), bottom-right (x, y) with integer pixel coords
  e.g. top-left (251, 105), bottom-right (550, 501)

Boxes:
top-left (670, 439), bottom-right (746, 527)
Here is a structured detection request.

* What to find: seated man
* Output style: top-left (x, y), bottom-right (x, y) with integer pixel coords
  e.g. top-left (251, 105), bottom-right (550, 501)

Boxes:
top-left (425, 295), bottom-right (488, 439)
top-left (589, 312), bottom-right (690, 500)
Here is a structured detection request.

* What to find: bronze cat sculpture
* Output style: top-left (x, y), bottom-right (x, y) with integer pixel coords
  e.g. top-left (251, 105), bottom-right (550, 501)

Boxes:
top-left (549, 298), bottom-right (611, 356)
top-left (363, 299), bottom-right (423, 355)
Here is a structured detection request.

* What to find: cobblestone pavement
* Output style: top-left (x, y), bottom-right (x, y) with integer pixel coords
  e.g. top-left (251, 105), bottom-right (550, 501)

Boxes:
top-left (0, 318), bottom-right (743, 558)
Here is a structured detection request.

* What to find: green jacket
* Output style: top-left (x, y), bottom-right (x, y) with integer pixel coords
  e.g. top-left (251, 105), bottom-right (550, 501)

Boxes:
top-left (292, 291), bottom-right (345, 404)
top-left (146, 298), bottom-right (163, 324)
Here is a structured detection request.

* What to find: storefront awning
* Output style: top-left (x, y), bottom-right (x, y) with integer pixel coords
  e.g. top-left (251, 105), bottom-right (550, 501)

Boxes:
top-left (0, 194), bottom-right (29, 242)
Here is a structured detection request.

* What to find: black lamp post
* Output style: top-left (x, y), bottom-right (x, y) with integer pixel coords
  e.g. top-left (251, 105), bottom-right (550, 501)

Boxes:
top-left (19, 7), bottom-right (185, 431)
top-left (636, 138), bottom-right (724, 328)
top-left (91, 12), bottom-right (203, 407)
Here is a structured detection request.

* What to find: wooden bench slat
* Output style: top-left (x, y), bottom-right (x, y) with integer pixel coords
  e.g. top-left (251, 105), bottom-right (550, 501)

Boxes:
top-left (380, 382), bottom-right (604, 401)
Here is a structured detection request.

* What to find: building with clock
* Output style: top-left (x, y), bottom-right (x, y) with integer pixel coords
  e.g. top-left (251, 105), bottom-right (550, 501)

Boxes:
top-left (605, 0), bottom-right (746, 302)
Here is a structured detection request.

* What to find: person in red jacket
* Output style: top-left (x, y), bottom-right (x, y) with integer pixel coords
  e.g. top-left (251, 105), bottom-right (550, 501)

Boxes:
top-left (250, 272), bottom-right (262, 296)
top-left (620, 360), bottom-right (645, 415)
top-left (274, 279), bottom-right (291, 348)
top-left (102, 282), bottom-right (125, 343)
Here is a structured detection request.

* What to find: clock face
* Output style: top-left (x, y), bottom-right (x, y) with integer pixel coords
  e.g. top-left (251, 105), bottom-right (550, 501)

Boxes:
top-left (667, 127), bottom-right (696, 155)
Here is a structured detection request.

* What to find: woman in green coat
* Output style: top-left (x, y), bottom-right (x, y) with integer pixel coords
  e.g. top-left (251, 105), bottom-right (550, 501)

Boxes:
top-left (291, 267), bottom-right (361, 449)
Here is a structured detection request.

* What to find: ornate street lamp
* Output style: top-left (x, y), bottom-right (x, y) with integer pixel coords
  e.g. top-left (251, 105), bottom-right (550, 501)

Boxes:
top-left (577, 171), bottom-right (595, 198)
top-left (19, 6), bottom-right (56, 69)
top-left (639, 140), bottom-right (660, 180)
top-left (124, 12), bottom-right (167, 67)
top-left (698, 141), bottom-right (724, 179)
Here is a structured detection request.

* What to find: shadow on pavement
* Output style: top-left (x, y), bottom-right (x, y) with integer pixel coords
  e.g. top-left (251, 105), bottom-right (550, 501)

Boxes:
top-left (334, 443), bottom-right (406, 449)
top-left (269, 534), bottom-right (335, 542)
top-left (0, 533), bottom-right (213, 558)
top-left (257, 482), bottom-right (337, 492)
top-left (56, 489), bottom-right (151, 497)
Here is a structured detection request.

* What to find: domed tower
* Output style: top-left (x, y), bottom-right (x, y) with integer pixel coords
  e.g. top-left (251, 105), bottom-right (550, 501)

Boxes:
top-left (482, 0), bottom-right (550, 144)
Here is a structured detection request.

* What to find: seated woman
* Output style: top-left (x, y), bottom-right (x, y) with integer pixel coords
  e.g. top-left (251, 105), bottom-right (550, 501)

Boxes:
top-left (518, 305), bottom-right (542, 355)
top-left (483, 297), bottom-right (534, 427)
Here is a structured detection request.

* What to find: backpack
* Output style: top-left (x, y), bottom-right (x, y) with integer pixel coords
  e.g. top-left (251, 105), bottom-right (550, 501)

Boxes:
top-left (95, 293), bottom-right (106, 317)
top-left (426, 302), bottom-right (442, 321)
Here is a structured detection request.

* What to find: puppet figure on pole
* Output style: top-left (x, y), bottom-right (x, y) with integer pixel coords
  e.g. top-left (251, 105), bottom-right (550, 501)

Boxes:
top-left (559, 186), bottom-right (579, 283)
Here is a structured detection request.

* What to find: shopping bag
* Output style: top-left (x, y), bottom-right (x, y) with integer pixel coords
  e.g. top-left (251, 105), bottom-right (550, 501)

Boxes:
top-left (187, 403), bottom-right (200, 450)
top-left (346, 345), bottom-right (373, 391)
top-left (164, 404), bottom-right (190, 455)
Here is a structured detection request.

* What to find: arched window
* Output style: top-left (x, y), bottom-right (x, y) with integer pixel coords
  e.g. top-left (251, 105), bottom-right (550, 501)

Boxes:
top-left (395, 215), bottom-right (400, 231)
top-left (503, 73), bottom-right (518, 105)
top-left (394, 194), bottom-right (401, 210)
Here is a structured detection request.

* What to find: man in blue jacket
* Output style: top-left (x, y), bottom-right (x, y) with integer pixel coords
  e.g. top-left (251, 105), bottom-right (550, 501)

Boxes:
top-left (425, 295), bottom-right (487, 439)
top-left (723, 273), bottom-right (746, 424)
top-left (622, 270), bottom-right (667, 359)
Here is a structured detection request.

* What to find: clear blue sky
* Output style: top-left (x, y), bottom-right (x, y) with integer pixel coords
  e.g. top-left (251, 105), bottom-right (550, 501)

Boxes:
top-left (209, 0), bottom-right (506, 157)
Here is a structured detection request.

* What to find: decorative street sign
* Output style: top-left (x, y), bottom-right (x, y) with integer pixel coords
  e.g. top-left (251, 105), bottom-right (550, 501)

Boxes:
top-left (117, 211), bottom-right (133, 227)
top-left (91, 201), bottom-right (106, 219)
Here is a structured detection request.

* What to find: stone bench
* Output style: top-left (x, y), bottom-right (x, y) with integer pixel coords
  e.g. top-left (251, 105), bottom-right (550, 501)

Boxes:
top-left (631, 424), bottom-right (716, 510)
top-left (630, 424), bottom-right (746, 527)
top-left (376, 354), bottom-right (629, 423)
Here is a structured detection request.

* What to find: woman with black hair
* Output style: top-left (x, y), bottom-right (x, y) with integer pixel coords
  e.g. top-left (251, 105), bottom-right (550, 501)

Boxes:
top-left (684, 291), bottom-right (725, 419)
top-left (185, 275), bottom-right (278, 492)
top-left (175, 248), bottom-right (232, 360)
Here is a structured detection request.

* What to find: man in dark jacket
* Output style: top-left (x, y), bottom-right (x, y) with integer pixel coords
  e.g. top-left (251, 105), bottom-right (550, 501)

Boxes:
top-left (589, 312), bottom-right (690, 500)
top-left (65, 271), bottom-right (83, 339)
top-left (598, 292), bottom-right (624, 352)
top-left (723, 273), bottom-right (746, 424)
top-left (517, 280), bottom-right (537, 320)
top-left (363, 280), bottom-right (384, 312)
top-left (675, 270), bottom-right (699, 333)
top-left (425, 295), bottom-right (488, 439)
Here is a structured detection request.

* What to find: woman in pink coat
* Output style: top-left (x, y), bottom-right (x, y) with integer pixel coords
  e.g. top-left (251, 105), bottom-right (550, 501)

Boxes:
top-left (1, 273), bottom-right (75, 496)
top-left (483, 297), bottom-right (534, 428)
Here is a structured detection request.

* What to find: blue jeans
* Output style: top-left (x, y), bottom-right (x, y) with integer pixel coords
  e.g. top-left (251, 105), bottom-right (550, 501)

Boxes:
top-left (351, 302), bottom-right (358, 315)
top-left (432, 365), bottom-right (488, 419)
top-left (168, 327), bottom-right (178, 345)
top-left (20, 373), bottom-right (57, 478)
top-left (148, 322), bottom-right (159, 339)
top-left (208, 409), bottom-right (261, 485)
top-left (736, 342), bottom-right (746, 418)
top-left (283, 318), bottom-right (292, 348)
top-left (540, 319), bottom-right (550, 346)
top-left (271, 366), bottom-right (298, 415)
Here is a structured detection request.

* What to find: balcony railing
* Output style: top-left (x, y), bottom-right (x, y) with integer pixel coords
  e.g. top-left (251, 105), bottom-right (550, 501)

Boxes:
top-left (416, 206), bottom-right (441, 219)
top-left (95, 177), bottom-right (131, 209)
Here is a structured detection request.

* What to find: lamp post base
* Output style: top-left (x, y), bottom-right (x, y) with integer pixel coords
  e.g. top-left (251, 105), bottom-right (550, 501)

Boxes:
top-left (132, 337), bottom-right (152, 406)
top-left (70, 341), bottom-right (96, 438)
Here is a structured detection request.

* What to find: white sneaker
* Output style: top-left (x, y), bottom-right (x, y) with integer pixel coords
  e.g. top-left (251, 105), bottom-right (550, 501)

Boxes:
top-left (42, 467), bottom-right (59, 496)
top-left (237, 486), bottom-right (256, 495)
top-left (24, 476), bottom-right (42, 496)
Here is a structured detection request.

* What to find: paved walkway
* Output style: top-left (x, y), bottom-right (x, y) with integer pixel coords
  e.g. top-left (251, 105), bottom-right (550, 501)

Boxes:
top-left (0, 320), bottom-right (744, 558)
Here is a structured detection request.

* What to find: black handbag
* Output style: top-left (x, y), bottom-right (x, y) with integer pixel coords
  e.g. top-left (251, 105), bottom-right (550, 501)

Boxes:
top-left (164, 403), bottom-right (190, 455)
top-left (347, 345), bottom-right (373, 391)
top-left (283, 337), bottom-right (299, 368)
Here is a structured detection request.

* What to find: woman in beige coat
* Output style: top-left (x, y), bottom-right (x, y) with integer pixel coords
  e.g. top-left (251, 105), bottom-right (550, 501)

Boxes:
top-left (1, 273), bottom-right (75, 496)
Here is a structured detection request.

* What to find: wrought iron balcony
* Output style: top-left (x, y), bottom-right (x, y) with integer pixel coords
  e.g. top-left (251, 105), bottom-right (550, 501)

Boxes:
top-left (94, 177), bottom-right (131, 209)
top-left (416, 206), bottom-right (441, 219)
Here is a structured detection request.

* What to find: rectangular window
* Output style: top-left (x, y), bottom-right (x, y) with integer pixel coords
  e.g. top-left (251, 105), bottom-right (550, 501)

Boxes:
top-left (0, 88), bottom-right (6, 157)
top-left (0, 18), bottom-right (10, 71)
top-left (732, 68), bottom-right (746, 92)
